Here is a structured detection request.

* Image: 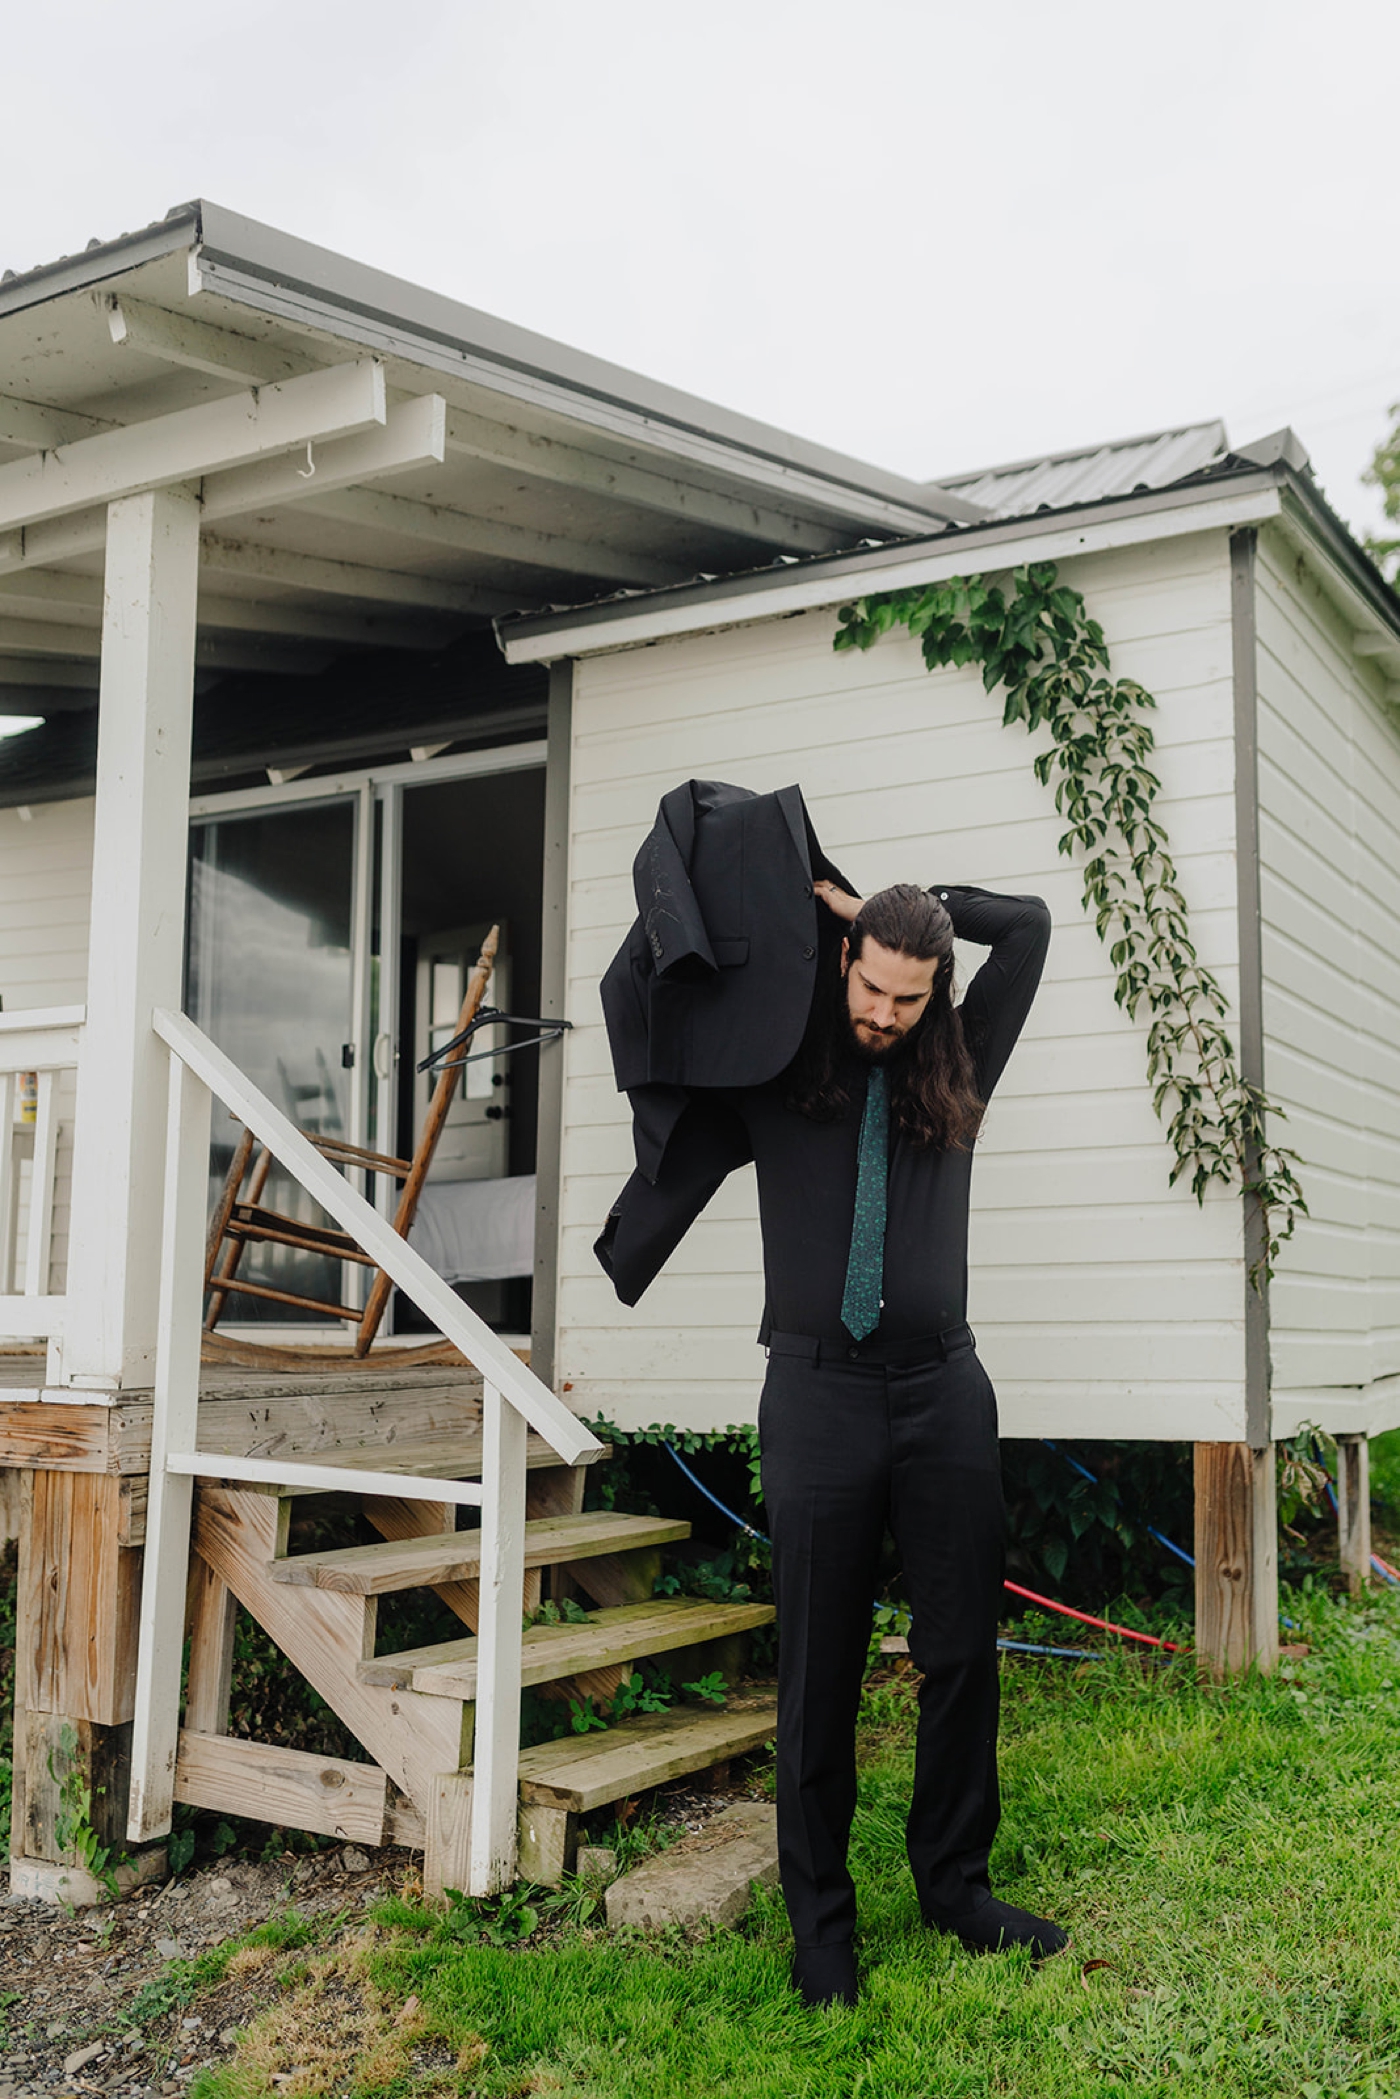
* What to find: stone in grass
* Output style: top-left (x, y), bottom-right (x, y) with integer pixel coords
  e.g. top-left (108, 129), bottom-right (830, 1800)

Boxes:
top-left (606, 1804), bottom-right (778, 1932)
top-left (575, 1846), bottom-right (619, 1884)
top-left (341, 1846), bottom-right (371, 1874)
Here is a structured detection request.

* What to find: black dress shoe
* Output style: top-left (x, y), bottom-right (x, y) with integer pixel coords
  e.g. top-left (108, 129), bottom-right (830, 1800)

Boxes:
top-left (924, 1893), bottom-right (1068, 1960)
top-left (790, 1941), bottom-right (859, 2007)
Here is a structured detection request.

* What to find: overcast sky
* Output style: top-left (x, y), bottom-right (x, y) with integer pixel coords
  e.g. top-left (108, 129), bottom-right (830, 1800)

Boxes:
top-left (4, 0), bottom-right (1397, 540)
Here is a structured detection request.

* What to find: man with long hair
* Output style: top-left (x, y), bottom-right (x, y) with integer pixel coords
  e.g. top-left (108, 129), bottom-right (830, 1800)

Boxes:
top-left (599, 848), bottom-right (1058, 2004)
top-left (749, 875), bottom-right (1059, 2005)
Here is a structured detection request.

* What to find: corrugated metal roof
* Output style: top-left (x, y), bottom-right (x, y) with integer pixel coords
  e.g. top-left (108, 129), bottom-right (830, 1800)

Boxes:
top-left (934, 421), bottom-right (1228, 520)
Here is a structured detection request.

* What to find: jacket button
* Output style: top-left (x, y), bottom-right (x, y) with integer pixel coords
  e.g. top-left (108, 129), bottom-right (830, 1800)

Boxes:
top-left (847, 1346), bottom-right (859, 1360)
top-left (802, 945), bottom-right (815, 960)
top-left (804, 884), bottom-right (813, 898)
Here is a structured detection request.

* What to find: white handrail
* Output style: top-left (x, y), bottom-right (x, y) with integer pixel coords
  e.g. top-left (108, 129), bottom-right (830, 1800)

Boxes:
top-left (0, 1002), bottom-right (86, 1033)
top-left (152, 1006), bottom-right (599, 1468)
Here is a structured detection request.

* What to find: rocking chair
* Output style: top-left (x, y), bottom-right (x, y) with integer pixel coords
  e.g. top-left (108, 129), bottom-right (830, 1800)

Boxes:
top-left (202, 925), bottom-right (499, 1360)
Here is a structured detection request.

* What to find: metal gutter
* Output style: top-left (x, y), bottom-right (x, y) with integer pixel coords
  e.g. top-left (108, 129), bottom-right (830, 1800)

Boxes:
top-left (1274, 467), bottom-right (1400, 645)
top-left (0, 204), bottom-right (201, 318)
top-left (186, 202), bottom-right (984, 532)
top-left (498, 469), bottom-right (1287, 662)
top-left (1, 200), bottom-right (981, 529)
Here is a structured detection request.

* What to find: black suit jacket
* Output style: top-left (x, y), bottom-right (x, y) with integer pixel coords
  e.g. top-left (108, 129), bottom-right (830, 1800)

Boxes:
top-left (599, 779), bottom-right (853, 1184)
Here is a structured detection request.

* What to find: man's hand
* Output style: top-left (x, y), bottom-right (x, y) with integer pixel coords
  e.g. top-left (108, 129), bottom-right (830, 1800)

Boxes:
top-left (813, 880), bottom-right (864, 923)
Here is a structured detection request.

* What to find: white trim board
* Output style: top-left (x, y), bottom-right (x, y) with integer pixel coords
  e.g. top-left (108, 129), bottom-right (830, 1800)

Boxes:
top-left (1272, 1379), bottom-right (1400, 1441)
top-left (500, 485), bottom-right (1283, 664)
top-left (188, 738), bottom-right (547, 818)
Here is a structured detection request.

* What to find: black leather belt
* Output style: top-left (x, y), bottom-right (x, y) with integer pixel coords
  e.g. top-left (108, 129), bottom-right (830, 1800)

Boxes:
top-left (761, 1322), bottom-right (975, 1367)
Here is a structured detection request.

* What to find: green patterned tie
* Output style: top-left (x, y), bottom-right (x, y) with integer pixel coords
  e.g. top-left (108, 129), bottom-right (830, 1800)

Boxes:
top-left (841, 1065), bottom-right (888, 1341)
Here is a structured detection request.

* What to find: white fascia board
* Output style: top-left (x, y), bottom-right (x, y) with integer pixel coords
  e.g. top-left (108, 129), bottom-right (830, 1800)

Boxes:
top-left (0, 360), bottom-right (386, 533)
top-left (188, 737), bottom-right (547, 818)
top-left (500, 482), bottom-right (1285, 664)
top-left (191, 252), bottom-right (982, 537)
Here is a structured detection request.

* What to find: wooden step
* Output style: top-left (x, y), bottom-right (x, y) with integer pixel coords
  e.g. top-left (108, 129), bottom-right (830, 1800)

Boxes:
top-left (269, 1510), bottom-right (692, 1595)
top-left (516, 1691), bottom-right (779, 1814)
top-left (360, 1598), bottom-right (775, 1694)
top-left (204, 1432), bottom-right (605, 1496)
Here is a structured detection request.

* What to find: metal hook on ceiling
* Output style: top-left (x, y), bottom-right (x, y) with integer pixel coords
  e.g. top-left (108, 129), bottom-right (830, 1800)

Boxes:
top-left (295, 441), bottom-right (316, 480)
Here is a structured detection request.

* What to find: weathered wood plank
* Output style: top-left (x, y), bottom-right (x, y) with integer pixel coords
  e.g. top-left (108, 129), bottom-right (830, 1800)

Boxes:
top-left (173, 1729), bottom-right (388, 1843)
top-left (0, 1389), bottom-right (603, 1482)
top-left (0, 1400), bottom-right (150, 1474)
top-left (362, 1492), bottom-right (479, 1632)
top-left (517, 1696), bottom-right (779, 1814)
top-left (184, 1555), bottom-right (238, 1736)
top-left (16, 1710), bottom-right (134, 1863)
top-left (423, 1770), bottom-right (474, 1902)
top-left (560, 1544), bottom-right (665, 1611)
top-left (18, 1469), bottom-right (141, 1724)
top-left (274, 1512), bottom-right (690, 1595)
top-left (203, 1434), bottom-right (594, 1495)
top-left (363, 1600), bottom-right (775, 1698)
top-left (1194, 1442), bottom-right (1279, 1677)
top-left (193, 1487), bottom-right (466, 1810)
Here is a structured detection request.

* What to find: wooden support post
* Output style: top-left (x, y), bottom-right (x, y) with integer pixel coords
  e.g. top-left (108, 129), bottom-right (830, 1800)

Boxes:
top-left (467, 1381), bottom-right (527, 1896)
top-left (184, 1555), bottom-right (238, 1735)
top-left (1335, 1434), bottom-right (1372, 1594)
top-left (425, 1771), bottom-right (474, 1902)
top-left (62, 484), bottom-right (200, 1390)
top-left (9, 1466), bottom-right (163, 1892)
top-left (1194, 1442), bottom-right (1279, 1678)
top-left (517, 1802), bottom-right (574, 1886)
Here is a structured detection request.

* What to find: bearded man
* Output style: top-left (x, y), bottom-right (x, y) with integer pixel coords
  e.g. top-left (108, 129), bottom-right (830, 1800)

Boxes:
top-left (597, 802), bottom-right (1062, 2005)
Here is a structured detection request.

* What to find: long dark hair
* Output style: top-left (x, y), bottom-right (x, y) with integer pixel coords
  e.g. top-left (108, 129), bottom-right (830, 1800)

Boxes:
top-left (786, 883), bottom-right (984, 1149)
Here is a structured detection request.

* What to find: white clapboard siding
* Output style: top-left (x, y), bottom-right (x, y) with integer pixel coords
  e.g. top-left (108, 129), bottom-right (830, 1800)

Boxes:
top-left (1256, 527), bottom-right (1400, 1423)
top-left (558, 529), bottom-right (1249, 1437)
top-left (0, 796), bottom-right (94, 1291)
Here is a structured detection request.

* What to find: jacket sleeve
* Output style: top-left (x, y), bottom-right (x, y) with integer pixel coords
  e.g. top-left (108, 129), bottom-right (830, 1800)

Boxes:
top-left (594, 1095), bottom-right (754, 1306)
top-left (634, 782), bottom-right (717, 984)
top-left (932, 885), bottom-right (1051, 1101)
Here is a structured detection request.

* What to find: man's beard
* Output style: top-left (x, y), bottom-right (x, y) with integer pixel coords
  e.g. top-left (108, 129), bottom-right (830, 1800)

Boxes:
top-left (846, 1014), bottom-right (910, 1065)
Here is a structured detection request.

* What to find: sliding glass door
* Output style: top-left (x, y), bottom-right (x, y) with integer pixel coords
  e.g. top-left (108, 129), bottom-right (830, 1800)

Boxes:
top-left (186, 794), bottom-right (366, 1324)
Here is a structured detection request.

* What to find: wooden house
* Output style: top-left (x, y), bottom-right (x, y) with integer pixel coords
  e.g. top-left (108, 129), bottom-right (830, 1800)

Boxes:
top-left (2, 202), bottom-right (1398, 1902)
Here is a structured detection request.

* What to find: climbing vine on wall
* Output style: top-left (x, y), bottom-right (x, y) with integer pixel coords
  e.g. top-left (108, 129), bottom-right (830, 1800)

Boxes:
top-left (833, 561), bottom-right (1306, 1282)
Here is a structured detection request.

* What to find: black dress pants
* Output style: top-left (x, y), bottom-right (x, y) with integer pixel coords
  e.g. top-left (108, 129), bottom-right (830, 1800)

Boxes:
top-left (758, 1332), bottom-right (1005, 1948)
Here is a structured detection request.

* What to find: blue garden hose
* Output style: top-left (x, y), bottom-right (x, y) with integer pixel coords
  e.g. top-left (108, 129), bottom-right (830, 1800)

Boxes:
top-left (662, 1442), bottom-right (1103, 1662)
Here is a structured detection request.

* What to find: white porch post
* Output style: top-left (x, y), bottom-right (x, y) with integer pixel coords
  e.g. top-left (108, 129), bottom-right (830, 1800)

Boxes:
top-left (61, 485), bottom-right (200, 1389)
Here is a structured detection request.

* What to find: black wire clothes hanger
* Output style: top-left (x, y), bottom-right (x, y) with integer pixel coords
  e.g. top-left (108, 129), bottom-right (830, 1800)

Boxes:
top-left (416, 1004), bottom-right (572, 1076)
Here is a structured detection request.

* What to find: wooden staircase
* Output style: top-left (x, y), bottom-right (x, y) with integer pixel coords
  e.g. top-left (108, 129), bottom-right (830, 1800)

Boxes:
top-left (171, 1368), bottom-right (776, 1891)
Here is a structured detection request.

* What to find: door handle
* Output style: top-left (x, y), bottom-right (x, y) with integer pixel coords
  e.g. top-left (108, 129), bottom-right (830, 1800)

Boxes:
top-left (372, 1032), bottom-right (397, 1080)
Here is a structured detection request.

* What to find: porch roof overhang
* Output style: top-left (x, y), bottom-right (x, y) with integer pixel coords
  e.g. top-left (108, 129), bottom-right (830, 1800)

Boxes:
top-left (497, 458), bottom-right (1400, 707)
top-left (0, 200), bottom-right (985, 724)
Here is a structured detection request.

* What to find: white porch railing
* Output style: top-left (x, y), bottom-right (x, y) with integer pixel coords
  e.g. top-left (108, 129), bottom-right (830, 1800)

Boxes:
top-left (0, 1005), bottom-right (83, 1338)
top-left (128, 1006), bottom-right (602, 1893)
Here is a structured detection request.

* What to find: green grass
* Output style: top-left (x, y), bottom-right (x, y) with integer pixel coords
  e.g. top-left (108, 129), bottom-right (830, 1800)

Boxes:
top-left (193, 1580), bottom-right (1400, 2099)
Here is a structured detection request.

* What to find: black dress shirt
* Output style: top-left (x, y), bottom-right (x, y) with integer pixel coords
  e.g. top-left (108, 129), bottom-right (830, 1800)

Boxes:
top-left (595, 886), bottom-right (1050, 1325)
top-left (738, 887), bottom-right (1050, 1341)
top-left (596, 885), bottom-right (1049, 1326)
